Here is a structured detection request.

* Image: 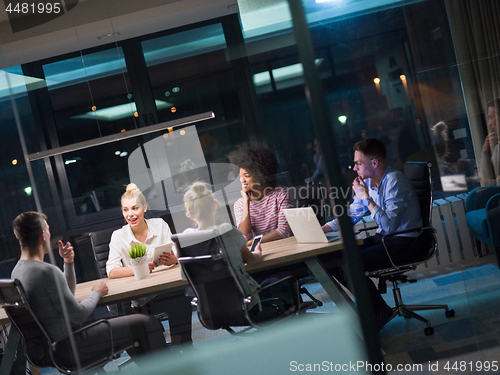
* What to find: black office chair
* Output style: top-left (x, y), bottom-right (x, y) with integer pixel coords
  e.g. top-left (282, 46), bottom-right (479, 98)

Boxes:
top-left (0, 279), bottom-right (126, 374)
top-left (172, 228), bottom-right (305, 334)
top-left (289, 181), bottom-right (328, 225)
top-left (365, 162), bottom-right (455, 336)
top-left (89, 226), bottom-right (122, 279)
top-left (89, 226), bottom-right (123, 318)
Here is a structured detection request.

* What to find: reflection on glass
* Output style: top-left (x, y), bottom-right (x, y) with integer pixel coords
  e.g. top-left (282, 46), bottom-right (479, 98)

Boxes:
top-left (0, 67), bottom-right (42, 263)
top-left (42, 47), bottom-right (136, 146)
top-left (242, 0), bottom-right (476, 193)
top-left (41, 47), bottom-right (139, 217)
top-left (141, 23), bottom-right (237, 124)
top-left (63, 138), bottom-right (139, 216)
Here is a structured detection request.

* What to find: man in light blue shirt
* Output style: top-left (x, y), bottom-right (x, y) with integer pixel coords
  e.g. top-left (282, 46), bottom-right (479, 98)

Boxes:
top-left (322, 138), bottom-right (423, 331)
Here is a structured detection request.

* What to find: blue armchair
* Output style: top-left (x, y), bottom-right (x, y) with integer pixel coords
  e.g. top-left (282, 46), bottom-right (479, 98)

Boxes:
top-left (465, 186), bottom-right (500, 268)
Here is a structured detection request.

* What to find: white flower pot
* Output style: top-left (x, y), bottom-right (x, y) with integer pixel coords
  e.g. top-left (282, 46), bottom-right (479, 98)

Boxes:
top-left (130, 256), bottom-right (150, 280)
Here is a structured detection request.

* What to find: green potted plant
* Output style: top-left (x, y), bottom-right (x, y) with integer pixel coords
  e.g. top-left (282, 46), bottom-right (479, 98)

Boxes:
top-left (128, 243), bottom-right (150, 280)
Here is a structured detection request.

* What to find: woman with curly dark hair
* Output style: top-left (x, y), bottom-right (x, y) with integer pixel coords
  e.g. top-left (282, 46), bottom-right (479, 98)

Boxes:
top-left (227, 144), bottom-right (292, 246)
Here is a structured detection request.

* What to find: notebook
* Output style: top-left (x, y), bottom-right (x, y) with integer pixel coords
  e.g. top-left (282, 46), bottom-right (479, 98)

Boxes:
top-left (283, 207), bottom-right (340, 243)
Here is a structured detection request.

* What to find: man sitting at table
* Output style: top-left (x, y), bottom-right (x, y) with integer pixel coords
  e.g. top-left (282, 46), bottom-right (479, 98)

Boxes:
top-left (11, 211), bottom-right (167, 368)
top-left (321, 138), bottom-right (423, 331)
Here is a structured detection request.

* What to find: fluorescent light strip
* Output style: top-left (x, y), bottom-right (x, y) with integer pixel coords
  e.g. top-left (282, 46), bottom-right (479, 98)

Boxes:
top-left (28, 111), bottom-right (215, 161)
top-left (253, 59), bottom-right (323, 87)
top-left (72, 100), bottom-right (173, 121)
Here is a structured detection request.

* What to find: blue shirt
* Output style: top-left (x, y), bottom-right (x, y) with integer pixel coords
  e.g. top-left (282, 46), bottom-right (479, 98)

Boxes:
top-left (326, 167), bottom-right (422, 237)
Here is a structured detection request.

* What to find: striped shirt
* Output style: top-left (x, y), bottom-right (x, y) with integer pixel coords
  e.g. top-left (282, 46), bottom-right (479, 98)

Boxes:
top-left (234, 186), bottom-right (292, 241)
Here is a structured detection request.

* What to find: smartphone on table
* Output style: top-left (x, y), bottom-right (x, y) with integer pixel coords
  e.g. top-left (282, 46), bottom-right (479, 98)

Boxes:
top-left (250, 235), bottom-right (263, 252)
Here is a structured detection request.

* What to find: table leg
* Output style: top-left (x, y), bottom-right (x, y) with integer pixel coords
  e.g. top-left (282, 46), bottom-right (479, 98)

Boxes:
top-left (304, 258), bottom-right (362, 338)
top-left (0, 325), bottom-right (22, 375)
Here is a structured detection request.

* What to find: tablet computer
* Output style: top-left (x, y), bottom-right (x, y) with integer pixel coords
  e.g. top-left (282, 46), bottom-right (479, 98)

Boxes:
top-left (152, 243), bottom-right (173, 264)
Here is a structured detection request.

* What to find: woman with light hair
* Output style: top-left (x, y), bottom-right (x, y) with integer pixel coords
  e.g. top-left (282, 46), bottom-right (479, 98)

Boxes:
top-left (182, 181), bottom-right (262, 265)
top-left (106, 183), bottom-right (193, 347)
top-left (180, 182), bottom-right (298, 318)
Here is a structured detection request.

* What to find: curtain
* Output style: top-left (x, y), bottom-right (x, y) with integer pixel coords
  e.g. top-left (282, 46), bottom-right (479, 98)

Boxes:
top-left (446, 0), bottom-right (500, 185)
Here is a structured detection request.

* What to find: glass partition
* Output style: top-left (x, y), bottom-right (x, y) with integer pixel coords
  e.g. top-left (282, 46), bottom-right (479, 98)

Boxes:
top-left (239, 0), bottom-right (477, 196)
top-left (2, 0), bottom-right (500, 373)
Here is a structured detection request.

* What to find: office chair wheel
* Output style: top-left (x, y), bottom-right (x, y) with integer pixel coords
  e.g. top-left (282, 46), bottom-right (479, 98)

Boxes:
top-left (424, 327), bottom-right (434, 336)
top-left (403, 313), bottom-right (412, 319)
top-left (445, 309), bottom-right (455, 318)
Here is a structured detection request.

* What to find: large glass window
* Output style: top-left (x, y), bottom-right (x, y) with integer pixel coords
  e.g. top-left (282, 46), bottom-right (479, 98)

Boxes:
top-left (241, 0), bottom-right (477, 197)
top-left (36, 47), bottom-right (137, 219)
top-left (17, 20), bottom-right (252, 230)
top-left (42, 47), bottom-right (136, 146)
top-left (141, 23), bottom-right (248, 165)
top-left (0, 67), bottom-right (38, 266)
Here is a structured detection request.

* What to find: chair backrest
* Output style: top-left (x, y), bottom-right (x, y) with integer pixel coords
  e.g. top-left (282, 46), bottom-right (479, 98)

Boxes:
top-left (288, 182), bottom-right (328, 225)
top-left (0, 279), bottom-right (53, 367)
top-left (172, 229), bottom-right (250, 330)
top-left (403, 161), bottom-right (436, 264)
top-left (89, 226), bottom-right (121, 278)
top-left (404, 162), bottom-right (433, 228)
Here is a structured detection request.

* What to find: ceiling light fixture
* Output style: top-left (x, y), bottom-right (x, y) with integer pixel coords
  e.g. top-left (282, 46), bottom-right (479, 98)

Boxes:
top-left (97, 32), bottom-right (121, 40)
top-left (28, 111), bottom-right (215, 161)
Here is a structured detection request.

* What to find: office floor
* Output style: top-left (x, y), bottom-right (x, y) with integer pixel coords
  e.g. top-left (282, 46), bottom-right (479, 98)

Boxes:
top-left (38, 253), bottom-right (500, 374)
top-left (379, 253), bottom-right (500, 374)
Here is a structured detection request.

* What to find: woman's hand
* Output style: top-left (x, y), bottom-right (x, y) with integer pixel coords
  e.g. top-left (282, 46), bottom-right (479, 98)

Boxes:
top-left (158, 252), bottom-right (178, 266)
top-left (148, 262), bottom-right (157, 272)
top-left (252, 242), bottom-right (262, 256)
top-left (240, 189), bottom-right (250, 203)
top-left (242, 242), bottom-right (262, 265)
top-left (483, 132), bottom-right (498, 153)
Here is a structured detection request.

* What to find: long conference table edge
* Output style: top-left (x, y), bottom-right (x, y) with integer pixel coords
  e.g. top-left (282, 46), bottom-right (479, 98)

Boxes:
top-left (1, 235), bottom-right (362, 325)
top-left (0, 235), bottom-right (364, 375)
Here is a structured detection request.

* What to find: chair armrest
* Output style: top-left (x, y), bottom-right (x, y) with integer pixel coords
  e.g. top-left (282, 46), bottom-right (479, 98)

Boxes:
top-left (358, 226), bottom-right (377, 232)
top-left (178, 254), bottom-right (224, 263)
top-left (485, 193), bottom-right (500, 245)
top-left (256, 276), bottom-right (301, 314)
top-left (382, 227), bottom-right (424, 238)
top-left (258, 276), bottom-right (297, 293)
top-left (56, 319), bottom-right (115, 361)
top-left (379, 227), bottom-right (435, 270)
top-left (466, 187), bottom-right (500, 212)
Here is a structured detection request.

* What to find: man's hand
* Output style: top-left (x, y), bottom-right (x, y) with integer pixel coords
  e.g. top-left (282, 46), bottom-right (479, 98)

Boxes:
top-left (92, 280), bottom-right (108, 297)
top-left (322, 224), bottom-right (333, 233)
top-left (58, 240), bottom-right (74, 264)
top-left (352, 177), bottom-right (369, 200)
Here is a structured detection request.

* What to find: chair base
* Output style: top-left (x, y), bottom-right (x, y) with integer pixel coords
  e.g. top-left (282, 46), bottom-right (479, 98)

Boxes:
top-left (389, 282), bottom-right (455, 336)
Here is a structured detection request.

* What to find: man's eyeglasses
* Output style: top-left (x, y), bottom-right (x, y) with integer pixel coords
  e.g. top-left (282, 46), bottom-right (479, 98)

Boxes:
top-left (353, 158), bottom-right (375, 167)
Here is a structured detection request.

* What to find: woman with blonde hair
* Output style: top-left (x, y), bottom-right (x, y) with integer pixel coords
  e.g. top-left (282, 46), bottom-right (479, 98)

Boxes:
top-left (106, 183), bottom-right (193, 347)
top-left (182, 182), bottom-right (302, 316)
top-left (182, 181), bottom-right (262, 265)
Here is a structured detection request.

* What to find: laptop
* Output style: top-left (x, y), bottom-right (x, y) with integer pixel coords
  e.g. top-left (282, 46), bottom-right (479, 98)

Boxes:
top-left (283, 207), bottom-right (340, 243)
